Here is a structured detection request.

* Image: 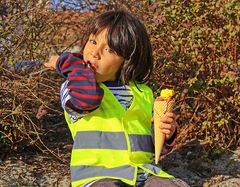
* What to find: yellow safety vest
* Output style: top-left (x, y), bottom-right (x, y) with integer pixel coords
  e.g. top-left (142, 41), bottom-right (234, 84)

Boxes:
top-left (64, 82), bottom-right (174, 187)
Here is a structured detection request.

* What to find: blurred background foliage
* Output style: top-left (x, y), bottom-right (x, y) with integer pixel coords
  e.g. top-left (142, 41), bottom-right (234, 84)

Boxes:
top-left (0, 0), bottom-right (239, 157)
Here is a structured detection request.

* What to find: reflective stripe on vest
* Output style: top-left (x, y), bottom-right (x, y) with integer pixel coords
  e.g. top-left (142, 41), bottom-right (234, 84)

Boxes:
top-left (129, 134), bottom-right (154, 152)
top-left (142, 164), bottom-right (161, 174)
top-left (73, 131), bottom-right (154, 153)
top-left (71, 165), bottom-right (135, 182)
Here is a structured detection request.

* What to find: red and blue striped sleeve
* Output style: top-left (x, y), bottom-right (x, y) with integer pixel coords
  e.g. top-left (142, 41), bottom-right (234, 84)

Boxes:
top-left (56, 52), bottom-right (104, 115)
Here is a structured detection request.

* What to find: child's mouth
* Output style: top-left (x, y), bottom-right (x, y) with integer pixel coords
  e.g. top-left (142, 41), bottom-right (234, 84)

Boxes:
top-left (87, 61), bottom-right (97, 72)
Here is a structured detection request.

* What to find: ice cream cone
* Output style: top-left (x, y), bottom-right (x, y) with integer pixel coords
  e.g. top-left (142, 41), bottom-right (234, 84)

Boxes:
top-left (154, 89), bottom-right (175, 164)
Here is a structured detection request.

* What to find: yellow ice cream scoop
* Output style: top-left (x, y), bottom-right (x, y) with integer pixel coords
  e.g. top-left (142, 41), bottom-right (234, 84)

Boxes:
top-left (160, 89), bottom-right (174, 99)
top-left (154, 89), bottom-right (175, 164)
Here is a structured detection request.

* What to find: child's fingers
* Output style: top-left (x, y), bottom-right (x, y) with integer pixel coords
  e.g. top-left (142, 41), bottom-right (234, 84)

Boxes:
top-left (159, 128), bottom-right (172, 136)
top-left (44, 62), bottom-right (51, 67)
top-left (160, 112), bottom-right (178, 124)
top-left (159, 119), bottom-right (177, 137)
top-left (160, 116), bottom-right (174, 124)
top-left (159, 122), bottom-right (176, 130)
top-left (160, 122), bottom-right (176, 131)
top-left (165, 112), bottom-right (177, 119)
top-left (44, 62), bottom-right (54, 70)
top-left (44, 55), bottom-right (59, 69)
top-left (44, 62), bottom-right (49, 68)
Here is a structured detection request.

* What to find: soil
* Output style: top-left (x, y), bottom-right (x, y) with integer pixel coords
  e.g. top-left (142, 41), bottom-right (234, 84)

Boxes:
top-left (0, 118), bottom-right (239, 187)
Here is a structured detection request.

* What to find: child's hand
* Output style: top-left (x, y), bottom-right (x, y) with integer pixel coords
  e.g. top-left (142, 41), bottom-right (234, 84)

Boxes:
top-left (44, 55), bottom-right (59, 70)
top-left (158, 112), bottom-right (178, 140)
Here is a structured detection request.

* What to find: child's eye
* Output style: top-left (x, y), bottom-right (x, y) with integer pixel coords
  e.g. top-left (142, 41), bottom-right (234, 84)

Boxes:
top-left (89, 39), bottom-right (96, 45)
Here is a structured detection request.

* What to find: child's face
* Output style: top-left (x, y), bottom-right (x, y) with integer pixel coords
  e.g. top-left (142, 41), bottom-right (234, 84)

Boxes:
top-left (83, 28), bottom-right (124, 82)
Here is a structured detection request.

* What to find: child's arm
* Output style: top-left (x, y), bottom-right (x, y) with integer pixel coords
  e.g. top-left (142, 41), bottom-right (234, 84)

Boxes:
top-left (45, 52), bottom-right (104, 116)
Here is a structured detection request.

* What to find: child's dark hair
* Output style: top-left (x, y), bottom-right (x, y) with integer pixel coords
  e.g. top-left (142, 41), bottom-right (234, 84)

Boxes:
top-left (81, 10), bottom-right (153, 85)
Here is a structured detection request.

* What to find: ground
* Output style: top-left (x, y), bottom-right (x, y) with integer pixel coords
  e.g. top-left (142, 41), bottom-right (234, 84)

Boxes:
top-left (0, 119), bottom-right (239, 187)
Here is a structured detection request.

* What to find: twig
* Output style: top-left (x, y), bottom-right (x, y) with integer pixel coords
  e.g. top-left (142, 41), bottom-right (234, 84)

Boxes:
top-left (23, 85), bottom-right (62, 114)
top-left (29, 68), bottom-right (50, 76)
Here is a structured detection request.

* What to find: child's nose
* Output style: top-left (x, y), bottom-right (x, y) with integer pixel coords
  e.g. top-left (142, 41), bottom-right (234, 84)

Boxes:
top-left (91, 48), bottom-right (100, 59)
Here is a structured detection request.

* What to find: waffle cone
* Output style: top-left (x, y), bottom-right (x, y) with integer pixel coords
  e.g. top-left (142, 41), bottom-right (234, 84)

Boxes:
top-left (154, 98), bottom-right (174, 164)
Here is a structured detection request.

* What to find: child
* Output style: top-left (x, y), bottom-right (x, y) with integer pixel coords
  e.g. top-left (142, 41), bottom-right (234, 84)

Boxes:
top-left (45, 10), bottom-right (189, 187)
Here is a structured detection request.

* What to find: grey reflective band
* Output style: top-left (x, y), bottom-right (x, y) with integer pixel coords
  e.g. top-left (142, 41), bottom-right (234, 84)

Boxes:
top-left (129, 134), bottom-right (154, 153)
top-left (73, 131), bottom-right (154, 152)
top-left (142, 164), bottom-right (161, 174)
top-left (73, 131), bottom-right (128, 150)
top-left (71, 165), bottom-right (135, 182)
